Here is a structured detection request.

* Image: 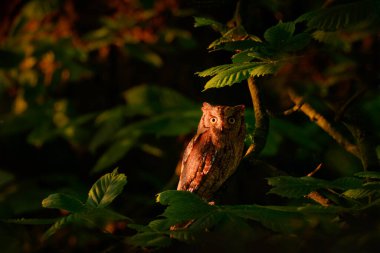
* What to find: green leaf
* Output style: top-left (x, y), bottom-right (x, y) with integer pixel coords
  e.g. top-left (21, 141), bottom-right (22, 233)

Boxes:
top-left (92, 136), bottom-right (139, 173)
top-left (194, 17), bottom-right (225, 32)
top-left (211, 39), bottom-right (262, 52)
top-left (264, 22), bottom-right (295, 46)
top-left (81, 208), bottom-right (132, 224)
top-left (343, 188), bottom-right (374, 199)
top-left (296, 0), bottom-right (380, 31)
top-left (125, 44), bottom-right (163, 67)
top-left (312, 31), bottom-right (351, 51)
top-left (332, 177), bottom-right (363, 189)
top-left (225, 205), bottom-right (305, 233)
top-left (267, 176), bottom-right (330, 198)
top-left (89, 107), bottom-right (125, 152)
top-left (114, 109), bottom-right (201, 138)
top-left (268, 175), bottom-right (364, 199)
top-left (249, 62), bottom-right (280, 78)
top-left (86, 169), bottom-right (127, 208)
top-left (157, 190), bottom-right (215, 223)
top-left (232, 49), bottom-right (269, 63)
top-left (123, 84), bottom-right (195, 112)
top-left (42, 193), bottom-right (85, 213)
top-left (127, 230), bottom-right (172, 248)
top-left (283, 33), bottom-right (311, 52)
top-left (200, 62), bottom-right (279, 90)
top-left (196, 64), bottom-right (241, 77)
top-left (43, 214), bottom-right (80, 239)
top-left (355, 171), bottom-right (380, 179)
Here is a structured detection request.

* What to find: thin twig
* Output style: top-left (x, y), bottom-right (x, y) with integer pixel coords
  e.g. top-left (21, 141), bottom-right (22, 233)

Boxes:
top-left (282, 101), bottom-right (305, 116)
top-left (244, 77), bottom-right (269, 159)
top-left (306, 163), bottom-right (331, 206)
top-left (288, 89), bottom-right (360, 158)
top-left (307, 163), bottom-right (323, 177)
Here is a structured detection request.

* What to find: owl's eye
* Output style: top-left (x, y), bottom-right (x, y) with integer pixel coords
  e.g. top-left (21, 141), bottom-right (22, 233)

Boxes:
top-left (210, 117), bottom-right (218, 123)
top-left (228, 117), bottom-right (236, 124)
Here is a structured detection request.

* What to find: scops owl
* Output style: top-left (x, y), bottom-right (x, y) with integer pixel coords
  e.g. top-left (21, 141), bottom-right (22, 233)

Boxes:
top-left (177, 102), bottom-right (246, 200)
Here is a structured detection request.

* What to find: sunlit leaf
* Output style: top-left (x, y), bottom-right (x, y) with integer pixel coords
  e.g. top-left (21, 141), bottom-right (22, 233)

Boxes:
top-left (355, 171), bottom-right (380, 179)
top-left (86, 169), bottom-right (127, 208)
top-left (343, 188), bottom-right (373, 199)
top-left (194, 17), bottom-right (225, 32)
top-left (199, 62), bottom-right (279, 90)
top-left (42, 193), bottom-right (85, 213)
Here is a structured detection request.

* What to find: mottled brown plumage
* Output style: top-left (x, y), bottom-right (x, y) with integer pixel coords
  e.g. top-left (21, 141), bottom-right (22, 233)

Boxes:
top-left (177, 102), bottom-right (246, 200)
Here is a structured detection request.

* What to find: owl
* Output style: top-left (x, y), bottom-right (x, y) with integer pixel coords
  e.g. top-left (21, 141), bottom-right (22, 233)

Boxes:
top-left (177, 102), bottom-right (246, 200)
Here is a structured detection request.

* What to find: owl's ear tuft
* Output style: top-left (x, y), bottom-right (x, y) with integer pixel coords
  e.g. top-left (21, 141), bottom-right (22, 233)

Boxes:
top-left (202, 102), bottom-right (212, 110)
top-left (234, 105), bottom-right (245, 116)
top-left (234, 104), bottom-right (245, 111)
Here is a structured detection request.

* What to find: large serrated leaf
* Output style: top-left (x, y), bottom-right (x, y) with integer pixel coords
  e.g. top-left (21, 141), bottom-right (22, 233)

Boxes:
top-left (86, 169), bottom-right (127, 208)
top-left (332, 177), bottom-right (363, 189)
top-left (225, 205), bottom-right (304, 233)
top-left (297, 0), bottom-right (379, 31)
top-left (202, 62), bottom-right (278, 90)
top-left (355, 171), bottom-right (380, 179)
top-left (283, 33), bottom-right (311, 52)
top-left (264, 22), bottom-right (295, 46)
top-left (157, 190), bottom-right (215, 222)
top-left (194, 16), bottom-right (225, 32)
top-left (83, 208), bottom-right (132, 222)
top-left (343, 188), bottom-right (374, 199)
top-left (232, 48), bottom-right (271, 63)
top-left (196, 64), bottom-right (240, 77)
top-left (250, 61), bottom-right (280, 77)
top-left (42, 193), bottom-right (85, 213)
top-left (127, 230), bottom-right (172, 248)
top-left (43, 213), bottom-right (81, 239)
top-left (267, 176), bottom-right (330, 198)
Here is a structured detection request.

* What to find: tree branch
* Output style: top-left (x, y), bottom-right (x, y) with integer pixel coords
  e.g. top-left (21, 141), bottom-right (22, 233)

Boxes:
top-left (244, 77), bottom-right (269, 159)
top-left (288, 89), bottom-right (361, 158)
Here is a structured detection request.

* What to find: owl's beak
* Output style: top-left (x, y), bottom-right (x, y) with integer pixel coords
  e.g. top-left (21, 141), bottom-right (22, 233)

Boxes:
top-left (219, 124), bottom-right (224, 132)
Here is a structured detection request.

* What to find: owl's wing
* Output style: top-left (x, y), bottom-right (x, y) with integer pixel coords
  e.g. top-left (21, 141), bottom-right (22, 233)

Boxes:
top-left (177, 131), bottom-right (215, 193)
